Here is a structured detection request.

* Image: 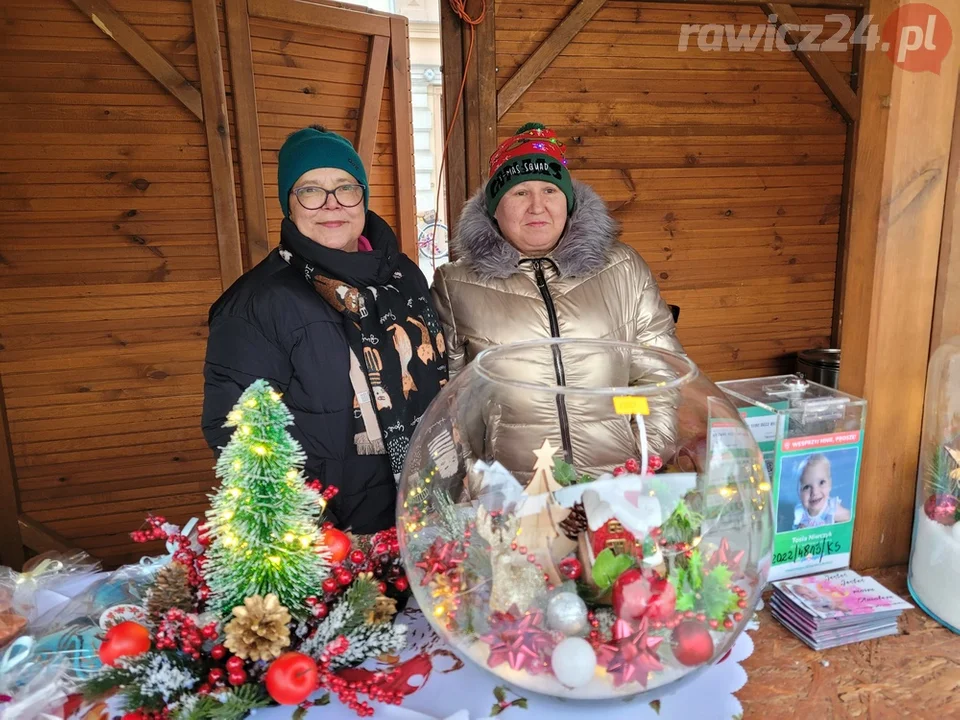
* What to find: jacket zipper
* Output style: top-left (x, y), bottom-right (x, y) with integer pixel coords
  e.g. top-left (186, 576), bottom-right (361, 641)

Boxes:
top-left (530, 258), bottom-right (573, 462)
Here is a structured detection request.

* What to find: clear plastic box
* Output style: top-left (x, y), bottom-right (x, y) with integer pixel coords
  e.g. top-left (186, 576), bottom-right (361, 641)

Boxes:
top-left (719, 374), bottom-right (867, 582)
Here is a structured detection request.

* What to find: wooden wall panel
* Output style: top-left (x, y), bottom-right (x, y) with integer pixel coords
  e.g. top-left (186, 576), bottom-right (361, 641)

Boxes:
top-left (248, 19), bottom-right (401, 243)
top-left (493, 0), bottom-right (854, 380)
top-left (0, 0), bottom-right (221, 567)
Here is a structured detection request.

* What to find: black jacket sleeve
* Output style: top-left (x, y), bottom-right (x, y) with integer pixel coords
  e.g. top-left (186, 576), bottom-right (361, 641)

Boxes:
top-left (201, 314), bottom-right (292, 453)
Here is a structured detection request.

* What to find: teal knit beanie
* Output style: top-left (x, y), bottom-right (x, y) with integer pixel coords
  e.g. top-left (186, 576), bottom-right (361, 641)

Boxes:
top-left (277, 127), bottom-right (368, 216)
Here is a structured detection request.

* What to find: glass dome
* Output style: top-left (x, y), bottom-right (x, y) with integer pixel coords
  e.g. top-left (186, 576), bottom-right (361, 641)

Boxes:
top-left (398, 339), bottom-right (773, 699)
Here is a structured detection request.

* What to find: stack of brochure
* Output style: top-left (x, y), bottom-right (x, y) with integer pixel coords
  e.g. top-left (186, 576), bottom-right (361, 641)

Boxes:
top-left (770, 569), bottom-right (914, 650)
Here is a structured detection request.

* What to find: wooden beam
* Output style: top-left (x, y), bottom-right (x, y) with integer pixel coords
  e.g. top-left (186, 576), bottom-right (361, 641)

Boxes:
top-left (357, 36), bottom-right (390, 170)
top-left (497, 0), bottom-right (607, 120)
top-left (193, 0), bottom-right (243, 290)
top-left (439, 0), bottom-right (467, 237)
top-left (839, 0), bottom-right (960, 569)
top-left (247, 0), bottom-right (391, 37)
top-left (931, 75), bottom-right (960, 350)
top-left (389, 16), bottom-right (418, 259)
top-left (762, 3), bottom-right (859, 124)
top-left (224, 0), bottom-right (270, 269)
top-left (18, 514), bottom-right (77, 555)
top-left (0, 374), bottom-right (24, 570)
top-left (475, 5), bottom-right (498, 180)
top-left (462, 0), bottom-right (482, 194)
top-left (642, 0), bottom-right (866, 6)
top-left (69, 0), bottom-right (203, 121)
top-left (832, 7), bottom-right (865, 345)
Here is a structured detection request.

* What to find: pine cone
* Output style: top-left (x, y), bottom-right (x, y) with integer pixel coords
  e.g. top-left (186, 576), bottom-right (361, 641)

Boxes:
top-left (365, 595), bottom-right (398, 624)
top-left (145, 562), bottom-right (194, 618)
top-left (559, 501), bottom-right (587, 540)
top-left (224, 594), bottom-right (292, 661)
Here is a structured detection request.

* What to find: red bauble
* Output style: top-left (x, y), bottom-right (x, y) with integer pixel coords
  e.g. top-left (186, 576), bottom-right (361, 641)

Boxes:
top-left (624, 458), bottom-right (641, 474)
top-left (612, 568), bottom-right (676, 622)
top-left (312, 602), bottom-right (329, 619)
top-left (924, 493), bottom-right (959, 526)
top-left (394, 576), bottom-right (409, 592)
top-left (228, 669), bottom-right (247, 686)
top-left (322, 529), bottom-right (352, 563)
top-left (226, 656), bottom-right (245, 673)
top-left (336, 569), bottom-right (354, 587)
top-left (322, 577), bottom-right (339, 594)
top-left (208, 668), bottom-right (225, 685)
top-left (350, 550), bottom-right (366, 565)
top-left (559, 557), bottom-right (582, 581)
top-left (671, 620), bottom-right (714, 666)
top-left (265, 652), bottom-right (319, 705)
top-left (210, 644), bottom-right (226, 660)
top-left (98, 621), bottom-right (151, 666)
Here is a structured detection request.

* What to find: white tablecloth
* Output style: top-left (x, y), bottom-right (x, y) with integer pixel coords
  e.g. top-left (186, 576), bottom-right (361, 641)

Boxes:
top-left (76, 602), bottom-right (756, 720)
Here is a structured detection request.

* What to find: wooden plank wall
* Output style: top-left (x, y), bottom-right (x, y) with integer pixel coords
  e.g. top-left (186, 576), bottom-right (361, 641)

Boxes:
top-left (494, 0), bottom-right (855, 380)
top-left (245, 18), bottom-right (399, 244)
top-left (0, 0), bottom-right (410, 567)
top-left (0, 0), bottom-right (220, 567)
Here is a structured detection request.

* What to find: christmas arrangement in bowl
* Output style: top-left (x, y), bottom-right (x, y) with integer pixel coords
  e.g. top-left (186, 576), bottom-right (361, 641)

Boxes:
top-left (398, 339), bottom-right (774, 700)
top-left (82, 381), bottom-right (410, 718)
top-left (908, 335), bottom-right (960, 633)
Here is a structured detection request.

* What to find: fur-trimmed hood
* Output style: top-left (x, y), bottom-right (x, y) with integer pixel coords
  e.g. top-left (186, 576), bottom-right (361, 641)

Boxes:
top-left (452, 180), bottom-right (619, 280)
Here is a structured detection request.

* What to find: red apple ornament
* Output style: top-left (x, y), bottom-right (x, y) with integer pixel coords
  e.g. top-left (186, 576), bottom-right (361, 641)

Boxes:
top-left (612, 568), bottom-right (676, 622)
top-left (924, 493), bottom-right (959, 526)
top-left (98, 621), bottom-right (151, 666)
top-left (265, 652), bottom-right (319, 705)
top-left (671, 620), bottom-right (714, 666)
top-left (322, 528), bottom-right (352, 563)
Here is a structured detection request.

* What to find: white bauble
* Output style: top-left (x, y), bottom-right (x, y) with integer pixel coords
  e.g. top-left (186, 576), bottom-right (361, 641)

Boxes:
top-left (551, 637), bottom-right (597, 688)
top-left (546, 592), bottom-right (589, 636)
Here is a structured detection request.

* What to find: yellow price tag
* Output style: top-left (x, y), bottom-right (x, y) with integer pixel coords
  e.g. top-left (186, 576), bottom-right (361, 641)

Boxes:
top-left (613, 396), bottom-right (649, 415)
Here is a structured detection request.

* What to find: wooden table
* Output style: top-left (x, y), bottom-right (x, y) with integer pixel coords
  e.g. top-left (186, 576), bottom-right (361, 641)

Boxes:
top-left (738, 567), bottom-right (960, 719)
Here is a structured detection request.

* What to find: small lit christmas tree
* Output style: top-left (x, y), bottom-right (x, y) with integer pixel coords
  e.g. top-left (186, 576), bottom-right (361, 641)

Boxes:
top-left (205, 380), bottom-right (328, 618)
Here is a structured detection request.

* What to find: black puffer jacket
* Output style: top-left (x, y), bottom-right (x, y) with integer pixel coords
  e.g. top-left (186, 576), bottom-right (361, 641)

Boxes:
top-left (201, 212), bottom-right (427, 533)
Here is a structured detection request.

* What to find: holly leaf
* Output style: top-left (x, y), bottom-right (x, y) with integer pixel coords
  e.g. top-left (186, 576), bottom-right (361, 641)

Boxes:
top-left (687, 549), bottom-right (704, 590)
top-left (593, 549), bottom-right (634, 591)
top-left (514, 698), bottom-right (528, 709)
top-left (494, 686), bottom-right (507, 703)
top-left (669, 567), bottom-right (697, 613)
top-left (702, 565), bottom-right (739, 622)
top-left (490, 704), bottom-right (503, 717)
top-left (292, 708), bottom-right (307, 720)
top-left (553, 459), bottom-right (577, 487)
top-left (649, 699), bottom-right (662, 714)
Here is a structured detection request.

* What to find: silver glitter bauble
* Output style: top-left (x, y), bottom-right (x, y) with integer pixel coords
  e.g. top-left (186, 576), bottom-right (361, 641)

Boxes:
top-left (546, 591), bottom-right (589, 636)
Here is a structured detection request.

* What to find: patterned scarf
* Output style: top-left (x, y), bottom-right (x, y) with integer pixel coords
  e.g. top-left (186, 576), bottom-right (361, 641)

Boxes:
top-left (279, 217), bottom-right (448, 475)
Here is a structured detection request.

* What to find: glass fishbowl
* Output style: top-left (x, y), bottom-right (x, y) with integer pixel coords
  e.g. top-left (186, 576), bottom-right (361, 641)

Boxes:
top-left (398, 339), bottom-right (773, 700)
top-left (908, 335), bottom-right (960, 633)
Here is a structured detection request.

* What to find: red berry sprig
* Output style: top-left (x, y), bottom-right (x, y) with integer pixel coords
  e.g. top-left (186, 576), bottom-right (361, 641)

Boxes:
top-left (315, 636), bottom-right (404, 717)
top-left (130, 515), bottom-right (169, 544)
top-left (153, 609), bottom-right (203, 659)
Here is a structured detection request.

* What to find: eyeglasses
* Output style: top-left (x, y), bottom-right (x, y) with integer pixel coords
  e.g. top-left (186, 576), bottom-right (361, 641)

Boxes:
top-left (291, 184), bottom-right (366, 210)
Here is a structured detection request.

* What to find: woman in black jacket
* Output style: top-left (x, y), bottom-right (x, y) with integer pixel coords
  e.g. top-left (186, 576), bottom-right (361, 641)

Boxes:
top-left (201, 126), bottom-right (448, 534)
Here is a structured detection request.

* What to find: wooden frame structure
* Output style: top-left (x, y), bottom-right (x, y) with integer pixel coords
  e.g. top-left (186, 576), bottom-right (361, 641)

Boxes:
top-left (441, 0), bottom-right (960, 569)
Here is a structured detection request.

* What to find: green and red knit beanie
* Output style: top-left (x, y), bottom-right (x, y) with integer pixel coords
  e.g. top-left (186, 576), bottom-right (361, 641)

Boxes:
top-left (485, 122), bottom-right (575, 217)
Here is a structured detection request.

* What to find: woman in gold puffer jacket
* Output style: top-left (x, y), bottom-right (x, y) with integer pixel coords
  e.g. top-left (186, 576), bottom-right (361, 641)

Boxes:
top-left (431, 123), bottom-right (684, 481)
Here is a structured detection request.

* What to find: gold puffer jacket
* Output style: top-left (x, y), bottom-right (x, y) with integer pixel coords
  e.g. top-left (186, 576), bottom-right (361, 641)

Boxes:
top-left (431, 180), bottom-right (684, 480)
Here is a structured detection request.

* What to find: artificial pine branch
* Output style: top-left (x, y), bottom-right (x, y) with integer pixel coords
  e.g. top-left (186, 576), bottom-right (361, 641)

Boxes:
top-left (660, 501), bottom-right (704, 546)
top-left (173, 685), bottom-right (270, 720)
top-left (925, 444), bottom-right (952, 497)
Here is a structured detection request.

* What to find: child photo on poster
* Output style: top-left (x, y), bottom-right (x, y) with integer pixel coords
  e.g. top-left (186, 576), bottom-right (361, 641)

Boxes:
top-left (777, 448), bottom-right (857, 532)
